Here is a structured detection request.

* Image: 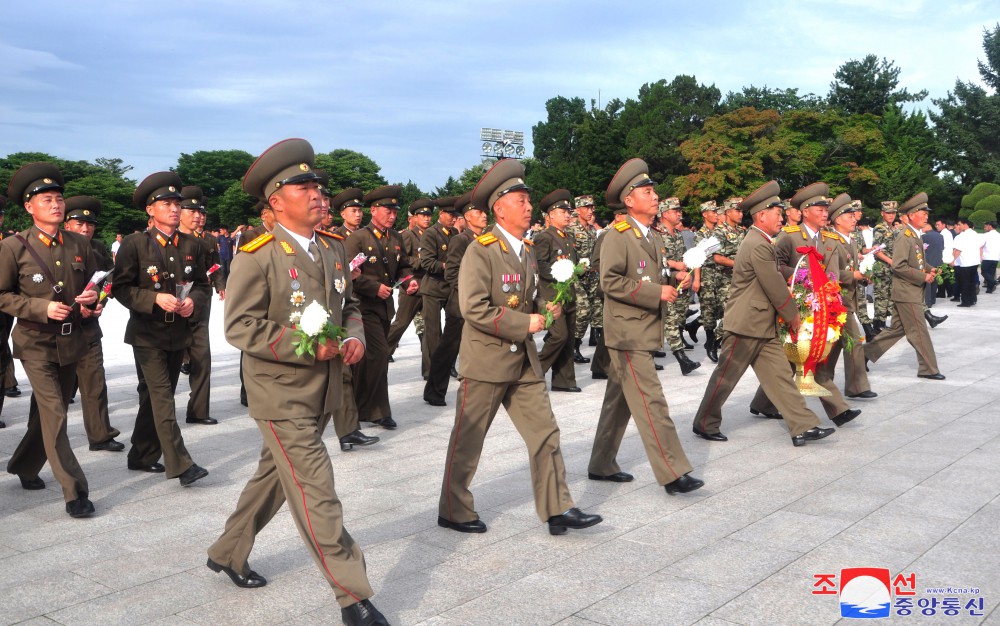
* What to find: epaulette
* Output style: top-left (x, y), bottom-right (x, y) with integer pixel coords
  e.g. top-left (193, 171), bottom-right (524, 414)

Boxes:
top-left (782, 225), bottom-right (801, 233)
top-left (239, 233), bottom-right (274, 253)
top-left (476, 233), bottom-right (498, 246)
top-left (614, 221), bottom-right (632, 232)
top-left (522, 238), bottom-right (534, 246)
top-left (904, 229), bottom-right (915, 238)
top-left (822, 231), bottom-right (843, 243)
top-left (316, 229), bottom-right (344, 241)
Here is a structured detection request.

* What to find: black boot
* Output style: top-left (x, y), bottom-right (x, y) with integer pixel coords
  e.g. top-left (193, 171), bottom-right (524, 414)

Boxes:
top-left (574, 338), bottom-right (591, 363)
top-left (680, 330), bottom-right (694, 351)
top-left (862, 322), bottom-right (875, 342)
top-left (872, 319), bottom-right (885, 335)
top-left (594, 327), bottom-right (604, 345)
top-left (685, 318), bottom-right (700, 343)
top-left (588, 328), bottom-right (597, 346)
top-left (673, 350), bottom-right (701, 375)
top-left (924, 310), bottom-right (947, 328)
top-left (705, 334), bottom-right (719, 363)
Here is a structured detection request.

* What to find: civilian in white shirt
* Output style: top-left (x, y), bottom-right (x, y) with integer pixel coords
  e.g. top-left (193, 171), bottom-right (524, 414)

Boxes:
top-left (980, 221), bottom-right (1000, 293)
top-left (936, 219), bottom-right (956, 299)
top-left (951, 217), bottom-right (982, 307)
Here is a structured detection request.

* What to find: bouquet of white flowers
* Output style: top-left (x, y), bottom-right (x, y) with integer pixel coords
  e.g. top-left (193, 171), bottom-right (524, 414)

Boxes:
top-left (545, 258), bottom-right (586, 328)
top-left (682, 236), bottom-right (721, 271)
top-left (291, 300), bottom-right (347, 357)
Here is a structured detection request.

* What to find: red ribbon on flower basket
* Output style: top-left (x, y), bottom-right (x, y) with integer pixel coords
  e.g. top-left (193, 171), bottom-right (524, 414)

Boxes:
top-left (794, 246), bottom-right (834, 376)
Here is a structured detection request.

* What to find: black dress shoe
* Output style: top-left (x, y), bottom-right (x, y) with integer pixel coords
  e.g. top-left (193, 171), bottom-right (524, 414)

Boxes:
top-left (19, 475), bottom-right (45, 490)
top-left (846, 390), bottom-right (878, 399)
top-left (180, 362), bottom-right (191, 375)
top-left (424, 396), bottom-right (447, 407)
top-left (206, 558), bottom-right (267, 588)
top-left (592, 372), bottom-right (608, 379)
top-left (186, 416), bottom-right (219, 425)
top-left (664, 474), bottom-right (704, 495)
top-left (652, 350), bottom-right (667, 358)
top-left (437, 516), bottom-right (487, 533)
top-left (66, 495), bottom-right (95, 518)
top-left (89, 438), bottom-right (125, 452)
top-left (831, 408), bottom-right (861, 427)
top-left (547, 507), bottom-right (603, 535)
top-left (339, 430), bottom-right (380, 451)
top-left (373, 416), bottom-right (397, 430)
top-left (128, 461), bottom-right (165, 473)
top-left (451, 366), bottom-right (458, 378)
top-left (918, 373), bottom-right (946, 380)
top-left (692, 427), bottom-right (728, 442)
top-left (387, 355), bottom-right (394, 363)
top-left (552, 385), bottom-right (582, 392)
top-left (588, 471), bottom-right (634, 482)
top-left (791, 426), bottom-right (835, 446)
top-left (4, 385), bottom-right (21, 397)
top-left (240, 395), bottom-right (249, 407)
top-left (654, 363), bottom-right (664, 371)
top-left (179, 464), bottom-right (209, 486)
top-left (341, 599), bottom-right (389, 626)
top-left (750, 408), bottom-right (783, 419)
top-left (0, 420), bottom-right (5, 428)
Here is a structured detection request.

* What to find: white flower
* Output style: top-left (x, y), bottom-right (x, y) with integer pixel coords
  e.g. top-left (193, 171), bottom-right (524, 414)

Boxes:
top-left (859, 254), bottom-right (876, 274)
top-left (550, 258), bottom-right (576, 282)
top-left (579, 257), bottom-right (590, 268)
top-left (697, 236), bottom-right (721, 254)
top-left (289, 310), bottom-right (303, 325)
top-left (298, 300), bottom-right (330, 337)
top-left (682, 247), bottom-right (708, 269)
top-left (798, 321), bottom-right (814, 340)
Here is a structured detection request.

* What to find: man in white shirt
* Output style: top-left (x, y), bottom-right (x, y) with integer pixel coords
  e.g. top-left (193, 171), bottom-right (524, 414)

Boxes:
top-left (936, 219), bottom-right (955, 299)
top-left (980, 221), bottom-right (1000, 293)
top-left (951, 217), bottom-right (982, 307)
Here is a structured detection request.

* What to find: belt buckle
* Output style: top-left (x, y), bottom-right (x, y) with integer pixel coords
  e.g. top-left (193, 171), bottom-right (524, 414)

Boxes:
top-left (60, 322), bottom-right (73, 336)
top-left (165, 312), bottom-right (176, 323)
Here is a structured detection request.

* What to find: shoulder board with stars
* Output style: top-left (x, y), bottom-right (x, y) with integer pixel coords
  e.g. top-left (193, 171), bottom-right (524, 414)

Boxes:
top-left (904, 229), bottom-right (915, 238)
top-left (476, 233), bottom-right (498, 246)
top-left (316, 229), bottom-right (344, 241)
top-left (614, 221), bottom-right (632, 232)
top-left (822, 231), bottom-right (843, 242)
top-left (782, 225), bottom-right (801, 233)
top-left (239, 233), bottom-right (274, 253)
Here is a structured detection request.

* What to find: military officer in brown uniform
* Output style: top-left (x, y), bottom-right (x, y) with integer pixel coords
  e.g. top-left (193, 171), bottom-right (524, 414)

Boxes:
top-left (585, 159), bottom-right (703, 495)
top-left (423, 191), bottom-right (485, 406)
top-left (864, 193), bottom-right (944, 379)
top-left (239, 201), bottom-right (275, 407)
top-left (332, 187), bottom-right (364, 237)
top-left (747, 182), bottom-right (860, 428)
top-left (691, 181), bottom-right (835, 446)
top-left (344, 186), bottom-right (419, 430)
top-left (418, 196), bottom-right (459, 380)
top-left (207, 139), bottom-right (386, 626)
top-left (0, 163), bottom-right (100, 517)
top-left (178, 186), bottom-right (222, 425)
top-left (438, 159), bottom-right (602, 536)
top-left (61, 196), bottom-right (124, 451)
top-left (386, 198), bottom-right (432, 362)
top-left (534, 189), bottom-right (581, 392)
top-left (588, 209), bottom-right (628, 380)
top-left (112, 172), bottom-right (210, 486)
top-left (819, 194), bottom-right (877, 399)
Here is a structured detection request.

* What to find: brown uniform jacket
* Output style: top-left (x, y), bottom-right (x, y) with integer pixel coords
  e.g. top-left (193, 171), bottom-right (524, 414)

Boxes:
top-left (722, 226), bottom-right (799, 339)
top-left (457, 226), bottom-right (544, 382)
top-left (419, 222), bottom-right (454, 299)
top-left (344, 225), bottom-right (413, 322)
top-left (600, 217), bottom-right (666, 351)
top-left (112, 229), bottom-right (211, 351)
top-left (401, 226), bottom-right (424, 279)
top-left (0, 226), bottom-right (99, 364)
top-left (532, 226), bottom-right (579, 309)
top-left (225, 224), bottom-right (365, 420)
top-left (821, 230), bottom-right (860, 313)
top-left (773, 225), bottom-right (822, 280)
top-left (196, 231), bottom-right (226, 293)
top-left (890, 225), bottom-right (931, 303)
top-left (444, 228), bottom-right (476, 317)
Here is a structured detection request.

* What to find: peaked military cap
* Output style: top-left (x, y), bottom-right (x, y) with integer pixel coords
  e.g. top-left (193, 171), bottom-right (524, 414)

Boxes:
top-left (472, 159), bottom-right (530, 211)
top-left (455, 190), bottom-right (477, 214)
top-left (180, 185), bottom-right (206, 211)
top-left (332, 188), bottom-right (364, 212)
top-left (540, 189), bottom-right (573, 213)
top-left (409, 198), bottom-right (434, 216)
top-left (827, 193), bottom-right (856, 222)
top-left (134, 171), bottom-right (184, 209)
top-left (790, 182), bottom-right (831, 210)
top-left (254, 199), bottom-right (270, 214)
top-left (65, 196), bottom-right (101, 223)
top-left (315, 171), bottom-right (335, 198)
top-left (243, 138), bottom-right (322, 200)
top-left (881, 200), bottom-right (899, 212)
top-left (699, 200), bottom-right (718, 213)
top-left (7, 162), bottom-right (65, 204)
top-left (364, 185), bottom-right (403, 210)
top-left (899, 192), bottom-right (929, 215)
top-left (436, 195), bottom-right (461, 215)
top-left (739, 181), bottom-right (783, 215)
top-left (606, 158), bottom-right (655, 208)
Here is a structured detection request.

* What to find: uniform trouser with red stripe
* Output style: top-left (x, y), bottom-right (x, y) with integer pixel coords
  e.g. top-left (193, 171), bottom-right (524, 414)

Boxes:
top-left (693, 333), bottom-right (820, 438)
top-left (588, 349), bottom-right (693, 485)
top-left (207, 413), bottom-right (373, 608)
top-left (863, 302), bottom-right (939, 376)
top-left (439, 362), bottom-right (574, 523)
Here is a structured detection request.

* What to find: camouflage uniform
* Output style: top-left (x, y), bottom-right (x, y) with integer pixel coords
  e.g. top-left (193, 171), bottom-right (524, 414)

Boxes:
top-left (659, 225), bottom-right (689, 352)
top-left (852, 229), bottom-right (872, 323)
top-left (566, 216), bottom-right (601, 339)
top-left (695, 202), bottom-right (723, 340)
top-left (711, 205), bottom-right (745, 342)
top-left (871, 218), bottom-right (899, 323)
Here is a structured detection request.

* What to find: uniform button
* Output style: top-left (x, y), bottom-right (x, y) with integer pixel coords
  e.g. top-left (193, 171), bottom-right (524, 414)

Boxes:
top-left (170, 273), bottom-right (175, 278)
top-left (170, 257), bottom-right (175, 261)
top-left (58, 281), bottom-right (64, 287)
top-left (55, 261), bottom-right (62, 266)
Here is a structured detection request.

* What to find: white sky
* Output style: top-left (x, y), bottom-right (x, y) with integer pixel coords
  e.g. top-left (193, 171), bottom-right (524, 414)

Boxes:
top-left (1, 1), bottom-right (993, 191)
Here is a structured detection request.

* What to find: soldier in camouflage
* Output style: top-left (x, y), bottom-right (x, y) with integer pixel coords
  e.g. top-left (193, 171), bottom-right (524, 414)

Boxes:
top-left (870, 201), bottom-right (899, 334)
top-left (655, 198), bottom-right (699, 375)
top-left (566, 194), bottom-right (602, 362)
top-left (849, 203), bottom-right (875, 339)
top-left (693, 201), bottom-right (723, 363)
top-left (710, 198), bottom-right (746, 349)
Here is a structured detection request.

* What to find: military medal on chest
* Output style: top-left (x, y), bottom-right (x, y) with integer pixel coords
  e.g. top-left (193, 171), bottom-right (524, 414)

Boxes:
top-left (147, 265), bottom-right (161, 290)
top-left (289, 269), bottom-right (305, 306)
top-left (637, 260), bottom-right (646, 275)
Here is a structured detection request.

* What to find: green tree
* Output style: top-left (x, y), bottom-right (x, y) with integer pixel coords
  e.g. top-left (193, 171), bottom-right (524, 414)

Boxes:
top-left (720, 85), bottom-right (825, 113)
top-left (963, 182), bottom-right (1000, 208)
top-left (174, 149), bottom-right (255, 198)
top-left (214, 179), bottom-right (257, 229)
top-left (828, 54), bottom-right (928, 116)
top-left (314, 149), bottom-right (388, 192)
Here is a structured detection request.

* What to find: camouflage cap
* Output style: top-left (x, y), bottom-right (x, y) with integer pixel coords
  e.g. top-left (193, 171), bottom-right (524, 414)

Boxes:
top-left (658, 197), bottom-right (681, 215)
top-left (848, 199), bottom-right (863, 210)
top-left (134, 172), bottom-right (184, 210)
top-left (828, 193), bottom-right (856, 222)
top-left (64, 195), bottom-right (101, 223)
top-left (880, 200), bottom-right (899, 212)
top-left (243, 138), bottom-right (322, 201)
top-left (574, 194), bottom-right (595, 209)
top-left (790, 182), bottom-right (831, 210)
top-left (606, 158), bottom-right (655, 208)
top-left (724, 197), bottom-right (745, 211)
top-left (898, 193), bottom-right (929, 215)
top-left (699, 200), bottom-right (718, 213)
top-left (739, 181), bottom-right (783, 216)
top-left (7, 162), bottom-right (65, 204)
top-left (540, 189), bottom-right (574, 213)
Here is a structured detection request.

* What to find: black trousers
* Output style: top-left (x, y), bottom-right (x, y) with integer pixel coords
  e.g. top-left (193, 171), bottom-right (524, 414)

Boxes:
top-left (981, 260), bottom-right (997, 291)
top-left (955, 265), bottom-right (979, 305)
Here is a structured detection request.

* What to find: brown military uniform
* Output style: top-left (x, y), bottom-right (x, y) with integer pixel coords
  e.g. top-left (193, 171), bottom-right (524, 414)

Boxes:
top-left (185, 230), bottom-right (226, 422)
top-left (533, 225), bottom-right (579, 389)
top-left (386, 223), bottom-right (425, 362)
top-left (821, 228), bottom-right (872, 396)
top-left (419, 221), bottom-right (455, 379)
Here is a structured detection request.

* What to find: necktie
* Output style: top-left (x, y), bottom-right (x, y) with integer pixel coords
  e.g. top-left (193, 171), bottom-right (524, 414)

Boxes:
top-left (308, 241), bottom-right (322, 268)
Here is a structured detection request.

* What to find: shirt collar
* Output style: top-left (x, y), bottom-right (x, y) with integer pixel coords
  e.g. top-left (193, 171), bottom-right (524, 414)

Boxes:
top-left (276, 224), bottom-right (318, 260)
top-left (494, 223), bottom-right (524, 257)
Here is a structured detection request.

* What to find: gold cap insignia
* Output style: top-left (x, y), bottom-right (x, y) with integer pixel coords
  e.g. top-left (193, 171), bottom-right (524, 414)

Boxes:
top-left (168, 186), bottom-right (176, 192)
top-left (299, 163), bottom-right (310, 172)
top-left (43, 178), bottom-right (53, 184)
top-left (83, 210), bottom-right (90, 215)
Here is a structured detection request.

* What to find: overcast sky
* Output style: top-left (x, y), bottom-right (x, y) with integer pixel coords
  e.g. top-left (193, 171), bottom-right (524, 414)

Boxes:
top-left (1, 1), bottom-right (993, 192)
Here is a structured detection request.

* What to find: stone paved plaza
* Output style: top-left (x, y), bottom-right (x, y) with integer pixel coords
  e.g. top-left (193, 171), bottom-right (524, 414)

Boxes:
top-left (1, 295), bottom-right (998, 625)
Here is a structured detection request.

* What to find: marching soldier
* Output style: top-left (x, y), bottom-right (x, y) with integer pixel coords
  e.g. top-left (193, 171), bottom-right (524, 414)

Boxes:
top-left (711, 197), bottom-right (746, 344)
top-left (587, 159), bottom-right (704, 496)
top-left (113, 171), bottom-right (211, 486)
top-left (386, 199), bottom-right (432, 362)
top-left (0, 163), bottom-right (100, 517)
top-left (534, 189), bottom-right (581, 392)
top-left (239, 200), bottom-right (274, 407)
top-left (694, 201), bottom-right (722, 362)
top-left (437, 158), bottom-right (602, 536)
top-left (589, 208), bottom-right (628, 380)
top-left (344, 186), bottom-right (419, 430)
top-left (332, 187), bottom-right (364, 237)
top-left (565, 194), bottom-right (600, 357)
top-left (208, 139), bottom-right (387, 626)
top-left (871, 201), bottom-right (899, 334)
top-left (655, 197), bottom-right (699, 375)
top-left (418, 196), bottom-right (459, 380)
